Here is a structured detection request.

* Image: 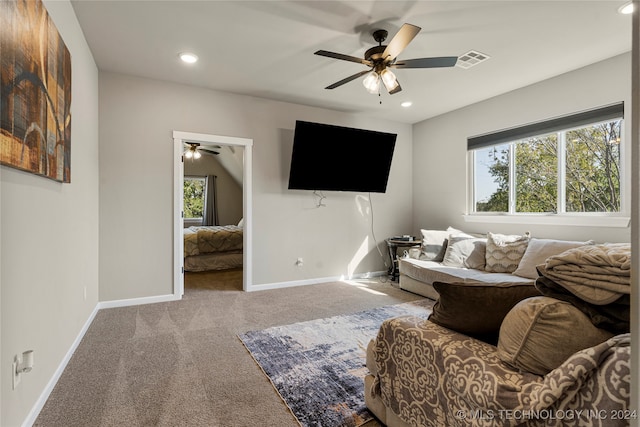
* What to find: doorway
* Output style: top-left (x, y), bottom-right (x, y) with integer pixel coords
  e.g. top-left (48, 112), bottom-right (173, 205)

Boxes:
top-left (173, 131), bottom-right (253, 296)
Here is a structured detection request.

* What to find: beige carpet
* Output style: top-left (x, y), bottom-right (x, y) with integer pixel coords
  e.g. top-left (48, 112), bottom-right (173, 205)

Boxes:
top-left (34, 271), bottom-right (421, 426)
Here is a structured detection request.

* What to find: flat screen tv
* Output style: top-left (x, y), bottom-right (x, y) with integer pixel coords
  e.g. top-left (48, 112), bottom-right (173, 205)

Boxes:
top-left (288, 120), bottom-right (397, 193)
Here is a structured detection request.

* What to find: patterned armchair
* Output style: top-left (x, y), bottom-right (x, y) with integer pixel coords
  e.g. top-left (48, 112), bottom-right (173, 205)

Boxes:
top-left (365, 316), bottom-right (631, 427)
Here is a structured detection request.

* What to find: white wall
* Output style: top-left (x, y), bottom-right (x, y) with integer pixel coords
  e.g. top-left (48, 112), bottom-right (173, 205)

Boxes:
top-left (412, 53), bottom-right (632, 243)
top-left (0, 1), bottom-right (100, 425)
top-left (99, 73), bottom-right (413, 300)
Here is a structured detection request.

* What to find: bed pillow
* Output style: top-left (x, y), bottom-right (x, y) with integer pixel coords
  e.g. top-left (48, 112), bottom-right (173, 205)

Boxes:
top-left (419, 227), bottom-right (467, 262)
top-left (441, 236), bottom-right (487, 269)
top-left (428, 281), bottom-right (540, 344)
top-left (485, 232), bottom-right (530, 273)
top-left (497, 296), bottom-right (614, 375)
top-left (512, 238), bottom-right (593, 279)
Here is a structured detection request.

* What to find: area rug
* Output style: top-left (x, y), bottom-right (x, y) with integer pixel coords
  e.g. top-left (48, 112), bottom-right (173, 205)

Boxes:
top-left (238, 298), bottom-right (435, 427)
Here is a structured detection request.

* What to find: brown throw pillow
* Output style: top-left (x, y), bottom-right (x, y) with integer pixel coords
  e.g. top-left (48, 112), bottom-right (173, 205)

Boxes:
top-left (498, 296), bottom-right (614, 375)
top-left (428, 281), bottom-right (540, 344)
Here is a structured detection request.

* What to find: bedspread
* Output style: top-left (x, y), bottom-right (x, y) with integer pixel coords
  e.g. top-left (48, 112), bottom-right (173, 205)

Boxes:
top-left (184, 225), bottom-right (243, 256)
top-left (370, 317), bottom-right (630, 427)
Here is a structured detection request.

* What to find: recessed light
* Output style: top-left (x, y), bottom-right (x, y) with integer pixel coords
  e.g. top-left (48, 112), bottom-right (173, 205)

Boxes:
top-left (179, 52), bottom-right (199, 64)
top-left (618, 1), bottom-right (634, 14)
top-left (401, 101), bottom-right (412, 108)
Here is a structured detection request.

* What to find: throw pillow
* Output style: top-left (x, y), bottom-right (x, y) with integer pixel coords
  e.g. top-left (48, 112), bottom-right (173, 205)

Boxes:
top-left (497, 296), bottom-right (615, 375)
top-left (441, 236), bottom-right (487, 269)
top-left (512, 238), bottom-right (593, 279)
top-left (485, 232), bottom-right (531, 273)
top-left (419, 227), bottom-right (466, 262)
top-left (428, 281), bottom-right (541, 344)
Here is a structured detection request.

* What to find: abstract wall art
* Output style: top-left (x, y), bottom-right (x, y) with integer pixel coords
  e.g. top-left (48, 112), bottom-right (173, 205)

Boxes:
top-left (1, 0), bottom-right (72, 183)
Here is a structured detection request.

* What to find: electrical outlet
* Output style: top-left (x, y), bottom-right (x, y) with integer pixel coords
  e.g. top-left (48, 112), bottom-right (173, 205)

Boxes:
top-left (12, 359), bottom-right (20, 390)
top-left (296, 258), bottom-right (304, 267)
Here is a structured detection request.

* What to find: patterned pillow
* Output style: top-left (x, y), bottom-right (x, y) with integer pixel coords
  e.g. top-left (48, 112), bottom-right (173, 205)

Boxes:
top-left (485, 232), bottom-right (530, 273)
top-left (498, 296), bottom-right (614, 375)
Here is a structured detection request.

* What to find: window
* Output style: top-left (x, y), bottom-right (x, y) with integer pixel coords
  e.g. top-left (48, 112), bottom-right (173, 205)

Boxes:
top-left (183, 176), bottom-right (206, 222)
top-left (469, 103), bottom-right (623, 216)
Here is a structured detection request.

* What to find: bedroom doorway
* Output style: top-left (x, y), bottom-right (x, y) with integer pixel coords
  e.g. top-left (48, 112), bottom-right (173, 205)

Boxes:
top-left (173, 131), bottom-right (253, 296)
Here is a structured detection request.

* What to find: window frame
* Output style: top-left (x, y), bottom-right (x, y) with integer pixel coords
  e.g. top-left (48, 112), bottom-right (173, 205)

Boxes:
top-left (465, 103), bottom-right (629, 228)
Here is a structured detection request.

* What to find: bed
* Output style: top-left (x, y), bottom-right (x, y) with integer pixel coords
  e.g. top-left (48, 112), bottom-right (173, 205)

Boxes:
top-left (183, 225), bottom-right (243, 272)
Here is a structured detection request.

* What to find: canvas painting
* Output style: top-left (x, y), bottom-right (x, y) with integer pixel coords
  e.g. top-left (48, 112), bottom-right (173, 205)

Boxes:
top-left (0, 0), bottom-right (72, 183)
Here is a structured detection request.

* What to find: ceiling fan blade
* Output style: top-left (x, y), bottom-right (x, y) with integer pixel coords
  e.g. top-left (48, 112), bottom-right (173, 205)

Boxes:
top-left (315, 50), bottom-right (372, 66)
top-left (325, 69), bottom-right (371, 89)
top-left (200, 149), bottom-right (220, 155)
top-left (381, 23), bottom-right (421, 61)
top-left (391, 56), bottom-right (458, 69)
top-left (388, 80), bottom-right (402, 95)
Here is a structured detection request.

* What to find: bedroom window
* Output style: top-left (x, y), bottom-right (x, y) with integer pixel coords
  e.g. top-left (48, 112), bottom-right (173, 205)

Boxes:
top-left (468, 103), bottom-right (623, 216)
top-left (183, 176), bottom-right (206, 223)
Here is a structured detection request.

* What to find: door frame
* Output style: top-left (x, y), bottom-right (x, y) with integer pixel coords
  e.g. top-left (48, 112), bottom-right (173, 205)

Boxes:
top-left (173, 130), bottom-right (253, 295)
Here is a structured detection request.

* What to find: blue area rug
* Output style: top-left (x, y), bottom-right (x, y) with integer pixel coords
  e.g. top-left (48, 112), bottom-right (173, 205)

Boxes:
top-left (238, 298), bottom-right (434, 427)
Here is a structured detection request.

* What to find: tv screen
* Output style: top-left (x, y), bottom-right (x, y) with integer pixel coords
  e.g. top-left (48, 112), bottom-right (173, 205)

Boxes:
top-left (288, 121), bottom-right (397, 193)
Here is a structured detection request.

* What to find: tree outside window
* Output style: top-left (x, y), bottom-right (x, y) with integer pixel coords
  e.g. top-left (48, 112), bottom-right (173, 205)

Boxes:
top-left (473, 120), bottom-right (621, 214)
top-left (184, 177), bottom-right (206, 220)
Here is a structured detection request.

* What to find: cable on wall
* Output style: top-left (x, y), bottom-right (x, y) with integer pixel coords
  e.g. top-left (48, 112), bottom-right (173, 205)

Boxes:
top-left (368, 193), bottom-right (390, 277)
top-left (313, 190), bottom-right (327, 208)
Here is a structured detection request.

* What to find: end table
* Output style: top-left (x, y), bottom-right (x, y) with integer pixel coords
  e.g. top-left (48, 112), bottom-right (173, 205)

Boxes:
top-left (386, 238), bottom-right (421, 282)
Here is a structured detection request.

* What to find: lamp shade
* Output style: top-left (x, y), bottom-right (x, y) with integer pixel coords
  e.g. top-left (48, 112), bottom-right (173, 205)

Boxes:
top-left (380, 69), bottom-right (399, 92)
top-left (362, 71), bottom-right (380, 94)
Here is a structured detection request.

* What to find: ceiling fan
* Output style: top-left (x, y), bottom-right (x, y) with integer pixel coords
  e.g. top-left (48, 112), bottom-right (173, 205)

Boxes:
top-left (315, 23), bottom-right (458, 95)
top-left (184, 142), bottom-right (220, 160)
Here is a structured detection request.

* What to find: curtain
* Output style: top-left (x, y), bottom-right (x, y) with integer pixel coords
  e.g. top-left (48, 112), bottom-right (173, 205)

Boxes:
top-left (204, 175), bottom-right (219, 226)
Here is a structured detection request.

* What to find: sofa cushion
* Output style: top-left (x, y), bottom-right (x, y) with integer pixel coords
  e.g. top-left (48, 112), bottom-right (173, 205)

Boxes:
top-left (512, 238), bottom-right (593, 279)
top-left (398, 258), bottom-right (535, 286)
top-left (441, 236), bottom-right (487, 269)
top-left (497, 296), bottom-right (615, 375)
top-left (419, 227), bottom-right (469, 262)
top-left (485, 232), bottom-right (530, 273)
top-left (428, 281), bottom-right (540, 343)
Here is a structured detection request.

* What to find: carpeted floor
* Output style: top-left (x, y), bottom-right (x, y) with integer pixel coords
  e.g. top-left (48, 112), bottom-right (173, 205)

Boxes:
top-left (240, 299), bottom-right (434, 427)
top-left (34, 271), bottom-right (423, 426)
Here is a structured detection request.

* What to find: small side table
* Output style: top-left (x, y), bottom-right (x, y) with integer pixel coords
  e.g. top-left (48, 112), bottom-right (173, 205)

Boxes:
top-left (386, 238), bottom-right (422, 282)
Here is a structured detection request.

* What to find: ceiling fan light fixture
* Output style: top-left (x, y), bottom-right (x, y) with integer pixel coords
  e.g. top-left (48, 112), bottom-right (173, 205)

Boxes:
top-left (380, 69), bottom-right (399, 92)
top-left (362, 71), bottom-right (380, 94)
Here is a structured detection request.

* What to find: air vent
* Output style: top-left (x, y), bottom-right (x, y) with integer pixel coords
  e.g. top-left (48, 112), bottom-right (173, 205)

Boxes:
top-left (456, 50), bottom-right (490, 69)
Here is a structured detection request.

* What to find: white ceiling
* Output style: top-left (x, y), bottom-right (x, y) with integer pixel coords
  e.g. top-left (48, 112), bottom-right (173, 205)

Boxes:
top-left (70, 1), bottom-right (632, 124)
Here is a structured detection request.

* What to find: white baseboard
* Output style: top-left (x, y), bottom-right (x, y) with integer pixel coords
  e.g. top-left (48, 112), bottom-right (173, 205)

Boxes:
top-left (22, 303), bottom-right (100, 427)
top-left (22, 293), bottom-right (180, 426)
top-left (247, 270), bottom-right (387, 292)
top-left (98, 293), bottom-right (180, 309)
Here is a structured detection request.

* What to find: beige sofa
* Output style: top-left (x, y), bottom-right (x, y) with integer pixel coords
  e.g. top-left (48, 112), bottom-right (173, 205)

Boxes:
top-left (366, 242), bottom-right (631, 427)
top-left (397, 229), bottom-right (594, 300)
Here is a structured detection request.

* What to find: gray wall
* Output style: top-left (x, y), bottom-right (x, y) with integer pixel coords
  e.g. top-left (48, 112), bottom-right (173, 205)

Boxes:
top-left (184, 150), bottom-right (243, 226)
top-left (99, 72), bottom-right (413, 300)
top-left (0, 1), bottom-right (100, 425)
top-left (412, 53), bottom-right (632, 243)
